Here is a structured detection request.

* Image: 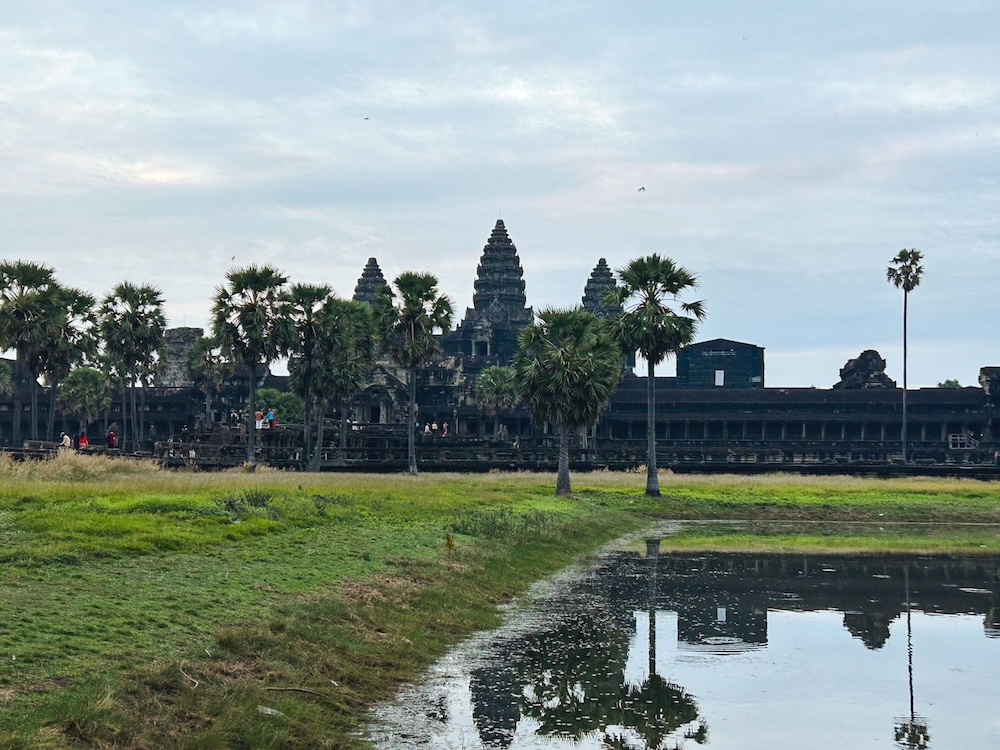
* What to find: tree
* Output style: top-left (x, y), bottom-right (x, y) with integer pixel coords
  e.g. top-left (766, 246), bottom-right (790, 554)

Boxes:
top-left (0, 260), bottom-right (58, 444)
top-left (58, 367), bottom-right (112, 437)
top-left (475, 365), bottom-right (519, 438)
top-left (184, 336), bottom-right (234, 428)
top-left (99, 282), bottom-right (166, 453)
top-left (381, 272), bottom-right (453, 476)
top-left (937, 378), bottom-right (961, 389)
top-left (886, 249), bottom-right (924, 463)
top-left (0, 360), bottom-right (12, 397)
top-left (211, 265), bottom-right (292, 466)
top-left (282, 283), bottom-right (333, 464)
top-left (512, 308), bottom-right (621, 496)
top-left (40, 286), bottom-right (98, 441)
top-left (606, 255), bottom-right (705, 497)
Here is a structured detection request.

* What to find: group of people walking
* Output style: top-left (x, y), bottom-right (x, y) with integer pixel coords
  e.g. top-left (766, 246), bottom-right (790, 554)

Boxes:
top-left (58, 428), bottom-right (117, 450)
top-left (419, 420), bottom-right (448, 437)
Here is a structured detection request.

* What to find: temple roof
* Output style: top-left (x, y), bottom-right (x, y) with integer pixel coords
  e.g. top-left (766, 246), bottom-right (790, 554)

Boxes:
top-left (353, 257), bottom-right (388, 304)
top-left (581, 258), bottom-right (621, 318)
top-left (472, 220), bottom-right (527, 315)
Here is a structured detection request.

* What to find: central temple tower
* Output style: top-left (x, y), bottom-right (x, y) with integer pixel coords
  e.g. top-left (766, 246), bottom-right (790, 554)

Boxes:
top-left (445, 219), bottom-right (534, 366)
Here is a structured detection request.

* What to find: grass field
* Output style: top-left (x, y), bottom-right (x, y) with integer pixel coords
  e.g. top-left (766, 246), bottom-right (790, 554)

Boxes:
top-left (1, 451), bottom-right (998, 748)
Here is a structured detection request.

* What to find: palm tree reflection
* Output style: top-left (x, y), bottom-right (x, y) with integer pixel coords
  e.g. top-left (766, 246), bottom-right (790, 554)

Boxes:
top-left (894, 564), bottom-right (930, 749)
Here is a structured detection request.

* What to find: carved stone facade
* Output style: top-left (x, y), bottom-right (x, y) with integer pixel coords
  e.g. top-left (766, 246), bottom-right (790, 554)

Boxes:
top-left (833, 350), bottom-right (897, 389)
top-left (156, 327), bottom-right (204, 387)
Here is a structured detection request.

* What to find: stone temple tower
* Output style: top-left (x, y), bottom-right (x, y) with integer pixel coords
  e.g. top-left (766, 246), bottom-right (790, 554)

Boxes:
top-left (353, 257), bottom-right (389, 304)
top-left (581, 258), bottom-right (622, 318)
top-left (446, 220), bottom-right (534, 366)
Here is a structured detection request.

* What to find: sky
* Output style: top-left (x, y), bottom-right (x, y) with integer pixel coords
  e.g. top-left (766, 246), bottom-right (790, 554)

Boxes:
top-left (2, 1), bottom-right (999, 388)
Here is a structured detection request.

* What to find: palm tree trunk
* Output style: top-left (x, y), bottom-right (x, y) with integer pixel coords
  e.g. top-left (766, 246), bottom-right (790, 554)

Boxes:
top-left (311, 400), bottom-right (325, 472)
top-left (246, 364), bottom-right (257, 466)
top-left (902, 290), bottom-right (909, 463)
top-left (12, 353), bottom-right (23, 446)
top-left (646, 358), bottom-right (661, 497)
top-left (556, 421), bottom-right (571, 496)
top-left (408, 365), bottom-right (418, 476)
top-left (129, 377), bottom-right (139, 453)
top-left (339, 399), bottom-right (348, 449)
top-left (47, 383), bottom-right (58, 441)
top-left (302, 389), bottom-right (312, 470)
top-left (120, 381), bottom-right (128, 452)
top-left (30, 377), bottom-right (39, 441)
top-left (139, 379), bottom-right (148, 449)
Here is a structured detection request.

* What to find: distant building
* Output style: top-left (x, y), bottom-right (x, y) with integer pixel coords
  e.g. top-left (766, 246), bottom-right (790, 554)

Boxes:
top-left (677, 338), bottom-right (765, 388)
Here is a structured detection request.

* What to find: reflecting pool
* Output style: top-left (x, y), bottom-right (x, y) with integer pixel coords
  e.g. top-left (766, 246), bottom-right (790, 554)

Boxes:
top-left (369, 538), bottom-right (1000, 749)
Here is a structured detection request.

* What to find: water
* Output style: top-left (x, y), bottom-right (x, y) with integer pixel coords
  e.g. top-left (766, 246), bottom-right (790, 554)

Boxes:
top-left (370, 537), bottom-right (1000, 749)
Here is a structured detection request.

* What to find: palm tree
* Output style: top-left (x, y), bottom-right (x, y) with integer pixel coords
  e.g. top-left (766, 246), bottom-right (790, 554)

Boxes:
top-left (292, 298), bottom-right (377, 469)
top-left (40, 286), bottom-right (98, 441)
top-left (211, 265), bottom-right (292, 466)
top-left (57, 366), bottom-right (112, 439)
top-left (282, 283), bottom-right (333, 465)
top-left (99, 282), bottom-right (166, 453)
top-left (886, 249), bottom-right (924, 463)
top-left (382, 272), bottom-right (453, 476)
top-left (0, 261), bottom-right (59, 444)
top-left (512, 308), bottom-right (621, 496)
top-left (475, 365), bottom-right (519, 438)
top-left (606, 255), bottom-right (706, 497)
top-left (184, 336), bottom-right (234, 429)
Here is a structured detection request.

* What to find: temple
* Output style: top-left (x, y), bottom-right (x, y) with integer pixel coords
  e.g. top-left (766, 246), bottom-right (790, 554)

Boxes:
top-left (5, 218), bottom-right (1000, 473)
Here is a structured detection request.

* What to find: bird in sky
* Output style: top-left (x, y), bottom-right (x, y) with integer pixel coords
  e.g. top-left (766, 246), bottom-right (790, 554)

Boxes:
top-left (638, 186), bottom-right (645, 192)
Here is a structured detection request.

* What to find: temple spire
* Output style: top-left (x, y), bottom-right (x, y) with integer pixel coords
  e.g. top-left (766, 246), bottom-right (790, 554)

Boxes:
top-left (353, 257), bottom-right (388, 304)
top-left (472, 219), bottom-right (527, 314)
top-left (582, 258), bottom-right (621, 318)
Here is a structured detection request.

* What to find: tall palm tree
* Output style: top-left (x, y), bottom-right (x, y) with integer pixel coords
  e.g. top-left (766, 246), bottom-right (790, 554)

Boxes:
top-left (57, 366), bottom-right (112, 439)
top-left (99, 282), bottom-right (166, 453)
top-left (606, 255), bottom-right (706, 497)
top-left (40, 286), bottom-right (98, 441)
top-left (382, 272), bottom-right (453, 476)
top-left (475, 365), bottom-right (519, 439)
top-left (211, 265), bottom-right (291, 467)
top-left (886, 249), bottom-right (924, 463)
top-left (292, 297), bottom-right (377, 469)
top-left (512, 308), bottom-right (621, 496)
top-left (282, 283), bottom-right (333, 465)
top-left (0, 260), bottom-right (58, 445)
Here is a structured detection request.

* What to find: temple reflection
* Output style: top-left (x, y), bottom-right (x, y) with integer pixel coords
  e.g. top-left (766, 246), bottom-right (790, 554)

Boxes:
top-left (376, 546), bottom-right (999, 749)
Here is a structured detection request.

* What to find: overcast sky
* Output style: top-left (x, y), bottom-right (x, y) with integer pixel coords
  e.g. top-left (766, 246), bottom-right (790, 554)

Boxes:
top-left (3, 1), bottom-right (998, 387)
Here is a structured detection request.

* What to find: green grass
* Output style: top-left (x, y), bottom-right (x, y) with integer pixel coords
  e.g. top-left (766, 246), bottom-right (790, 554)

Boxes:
top-left (1, 457), bottom-right (999, 747)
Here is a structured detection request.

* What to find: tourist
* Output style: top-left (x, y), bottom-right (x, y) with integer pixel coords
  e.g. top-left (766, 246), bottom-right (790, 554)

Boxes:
top-left (424, 422), bottom-right (431, 434)
top-left (59, 432), bottom-right (71, 449)
top-left (442, 422), bottom-right (449, 437)
top-left (268, 408), bottom-right (277, 429)
top-left (254, 409), bottom-right (264, 430)
top-left (431, 420), bottom-right (439, 436)
top-left (78, 431), bottom-right (89, 449)
top-left (106, 428), bottom-right (116, 448)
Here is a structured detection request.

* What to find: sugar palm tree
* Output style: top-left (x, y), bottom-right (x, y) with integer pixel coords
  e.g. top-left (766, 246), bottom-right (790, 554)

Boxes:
top-left (475, 365), bottom-right (519, 439)
top-left (0, 261), bottom-right (59, 445)
top-left (513, 308), bottom-right (621, 496)
top-left (40, 286), bottom-right (98, 441)
top-left (292, 297), bottom-right (377, 469)
top-left (282, 283), bottom-right (333, 464)
top-left (606, 255), bottom-right (705, 497)
top-left (58, 366), bottom-right (112, 439)
top-left (99, 282), bottom-right (166, 453)
top-left (382, 272), bottom-right (453, 476)
top-left (211, 265), bottom-right (292, 466)
top-left (886, 249), bottom-right (924, 463)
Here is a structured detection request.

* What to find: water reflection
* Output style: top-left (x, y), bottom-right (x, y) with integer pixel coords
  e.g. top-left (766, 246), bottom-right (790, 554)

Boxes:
top-left (371, 541), bottom-right (1000, 749)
